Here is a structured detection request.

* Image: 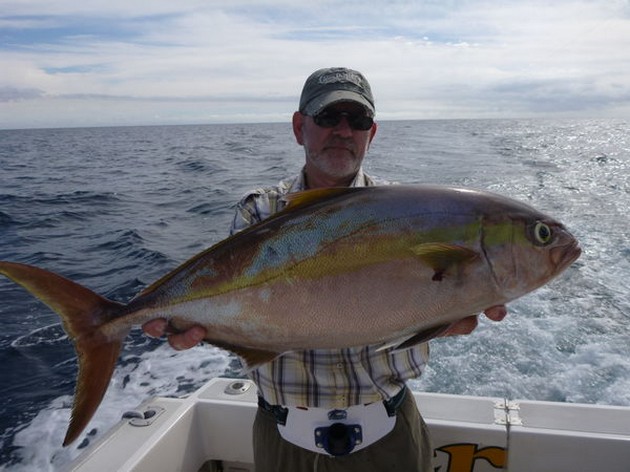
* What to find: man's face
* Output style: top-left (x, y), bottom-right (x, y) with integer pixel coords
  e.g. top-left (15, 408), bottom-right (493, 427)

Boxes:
top-left (293, 102), bottom-right (377, 188)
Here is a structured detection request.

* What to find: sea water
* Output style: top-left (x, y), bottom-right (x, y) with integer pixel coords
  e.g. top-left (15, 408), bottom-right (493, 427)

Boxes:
top-left (0, 119), bottom-right (628, 470)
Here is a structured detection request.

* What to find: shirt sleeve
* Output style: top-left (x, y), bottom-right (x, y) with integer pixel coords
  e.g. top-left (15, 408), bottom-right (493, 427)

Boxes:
top-left (229, 193), bottom-right (261, 236)
top-left (229, 182), bottom-right (292, 236)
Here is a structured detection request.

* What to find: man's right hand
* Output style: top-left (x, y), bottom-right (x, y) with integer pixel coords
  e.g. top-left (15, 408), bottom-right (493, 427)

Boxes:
top-left (142, 318), bottom-right (207, 351)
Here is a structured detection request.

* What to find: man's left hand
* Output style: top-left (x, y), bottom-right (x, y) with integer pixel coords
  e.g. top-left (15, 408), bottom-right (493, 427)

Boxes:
top-left (441, 305), bottom-right (508, 337)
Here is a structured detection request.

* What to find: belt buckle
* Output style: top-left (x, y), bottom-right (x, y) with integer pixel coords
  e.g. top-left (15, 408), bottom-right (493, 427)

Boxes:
top-left (314, 419), bottom-right (363, 456)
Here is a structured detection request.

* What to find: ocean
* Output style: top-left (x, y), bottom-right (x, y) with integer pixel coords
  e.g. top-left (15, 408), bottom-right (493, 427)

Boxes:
top-left (0, 119), bottom-right (628, 470)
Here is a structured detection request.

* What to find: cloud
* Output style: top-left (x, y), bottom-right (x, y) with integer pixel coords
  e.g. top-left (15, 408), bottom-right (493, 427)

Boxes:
top-left (1, 0), bottom-right (630, 128)
top-left (0, 86), bottom-right (45, 102)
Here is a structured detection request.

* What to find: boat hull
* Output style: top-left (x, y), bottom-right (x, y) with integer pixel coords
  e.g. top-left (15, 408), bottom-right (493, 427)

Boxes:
top-left (64, 378), bottom-right (630, 472)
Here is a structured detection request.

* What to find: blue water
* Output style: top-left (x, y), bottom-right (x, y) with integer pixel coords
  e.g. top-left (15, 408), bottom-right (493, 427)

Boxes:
top-left (0, 120), bottom-right (628, 470)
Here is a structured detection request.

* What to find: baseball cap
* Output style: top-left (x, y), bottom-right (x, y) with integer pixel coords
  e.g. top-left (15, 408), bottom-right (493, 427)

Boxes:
top-left (299, 67), bottom-right (375, 117)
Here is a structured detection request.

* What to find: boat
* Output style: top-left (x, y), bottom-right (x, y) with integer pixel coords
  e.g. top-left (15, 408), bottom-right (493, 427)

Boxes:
top-left (63, 377), bottom-right (630, 472)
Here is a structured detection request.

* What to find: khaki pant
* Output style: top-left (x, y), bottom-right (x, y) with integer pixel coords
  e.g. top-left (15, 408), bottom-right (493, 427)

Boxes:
top-left (253, 388), bottom-right (433, 471)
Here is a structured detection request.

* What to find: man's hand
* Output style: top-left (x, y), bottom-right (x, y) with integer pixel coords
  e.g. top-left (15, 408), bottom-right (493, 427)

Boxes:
top-left (142, 319), bottom-right (207, 351)
top-left (441, 305), bottom-right (508, 337)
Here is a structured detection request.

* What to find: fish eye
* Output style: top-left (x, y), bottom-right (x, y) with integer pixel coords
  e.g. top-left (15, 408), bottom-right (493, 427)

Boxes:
top-left (533, 221), bottom-right (552, 245)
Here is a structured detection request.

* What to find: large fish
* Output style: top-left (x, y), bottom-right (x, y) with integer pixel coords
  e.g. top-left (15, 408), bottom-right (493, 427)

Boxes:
top-left (0, 185), bottom-right (580, 446)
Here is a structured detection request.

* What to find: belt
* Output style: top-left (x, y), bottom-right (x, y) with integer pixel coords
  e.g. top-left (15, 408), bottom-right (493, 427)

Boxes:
top-left (258, 388), bottom-right (406, 456)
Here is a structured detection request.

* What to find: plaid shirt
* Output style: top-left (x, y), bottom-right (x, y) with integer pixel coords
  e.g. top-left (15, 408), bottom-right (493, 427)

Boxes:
top-left (229, 167), bottom-right (429, 408)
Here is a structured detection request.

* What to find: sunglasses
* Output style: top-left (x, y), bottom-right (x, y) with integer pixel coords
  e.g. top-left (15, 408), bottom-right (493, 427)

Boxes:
top-left (312, 109), bottom-right (374, 131)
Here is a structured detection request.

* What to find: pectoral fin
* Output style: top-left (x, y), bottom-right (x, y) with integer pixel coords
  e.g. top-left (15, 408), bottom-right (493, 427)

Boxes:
top-left (393, 324), bottom-right (452, 349)
top-left (377, 323), bottom-right (453, 352)
top-left (411, 243), bottom-right (479, 281)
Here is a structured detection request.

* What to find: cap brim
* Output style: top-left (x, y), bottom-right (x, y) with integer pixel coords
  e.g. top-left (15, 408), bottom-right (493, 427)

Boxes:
top-left (303, 90), bottom-right (375, 117)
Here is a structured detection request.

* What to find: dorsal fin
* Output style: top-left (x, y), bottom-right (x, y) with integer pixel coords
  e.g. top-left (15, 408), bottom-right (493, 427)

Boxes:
top-left (282, 187), bottom-right (366, 211)
top-left (135, 188), bottom-right (367, 299)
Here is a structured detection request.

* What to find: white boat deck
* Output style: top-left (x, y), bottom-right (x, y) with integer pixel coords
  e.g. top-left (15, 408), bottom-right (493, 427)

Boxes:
top-left (65, 377), bottom-right (630, 472)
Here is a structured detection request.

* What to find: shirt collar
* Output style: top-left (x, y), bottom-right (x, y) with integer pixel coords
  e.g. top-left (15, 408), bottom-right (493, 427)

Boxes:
top-left (289, 167), bottom-right (370, 193)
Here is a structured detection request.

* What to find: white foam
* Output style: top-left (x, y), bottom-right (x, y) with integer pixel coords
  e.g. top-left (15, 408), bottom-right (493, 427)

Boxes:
top-left (5, 343), bottom-right (231, 471)
top-left (10, 324), bottom-right (67, 348)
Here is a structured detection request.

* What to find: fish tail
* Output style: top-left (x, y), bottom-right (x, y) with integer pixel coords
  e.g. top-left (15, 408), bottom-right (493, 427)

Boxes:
top-left (0, 261), bottom-right (126, 446)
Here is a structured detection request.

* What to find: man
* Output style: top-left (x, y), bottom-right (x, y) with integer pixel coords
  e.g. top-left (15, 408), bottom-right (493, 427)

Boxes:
top-left (143, 67), bottom-right (507, 471)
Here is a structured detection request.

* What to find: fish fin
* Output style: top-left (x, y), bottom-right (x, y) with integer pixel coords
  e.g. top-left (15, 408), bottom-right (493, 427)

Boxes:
top-left (68, 338), bottom-right (123, 446)
top-left (236, 347), bottom-right (282, 372)
top-left (411, 243), bottom-right (479, 281)
top-left (207, 338), bottom-right (281, 371)
top-left (375, 334), bottom-right (419, 352)
top-left (282, 187), bottom-right (365, 211)
top-left (378, 324), bottom-right (452, 352)
top-left (0, 261), bottom-right (126, 446)
top-left (135, 188), bottom-right (368, 299)
top-left (393, 324), bottom-right (452, 350)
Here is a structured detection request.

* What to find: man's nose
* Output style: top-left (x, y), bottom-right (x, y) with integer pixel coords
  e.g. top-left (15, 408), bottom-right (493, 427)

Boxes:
top-left (332, 116), bottom-right (353, 137)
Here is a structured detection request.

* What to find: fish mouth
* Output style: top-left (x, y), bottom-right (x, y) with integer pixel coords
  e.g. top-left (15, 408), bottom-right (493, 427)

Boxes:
top-left (551, 239), bottom-right (582, 271)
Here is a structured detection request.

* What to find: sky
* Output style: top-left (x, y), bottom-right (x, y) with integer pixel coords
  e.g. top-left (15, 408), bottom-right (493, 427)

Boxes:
top-left (1, 0), bottom-right (629, 129)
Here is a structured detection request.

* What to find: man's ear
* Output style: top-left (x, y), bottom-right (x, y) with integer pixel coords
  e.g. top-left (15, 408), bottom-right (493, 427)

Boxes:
top-left (368, 121), bottom-right (378, 147)
top-left (292, 111), bottom-right (305, 145)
